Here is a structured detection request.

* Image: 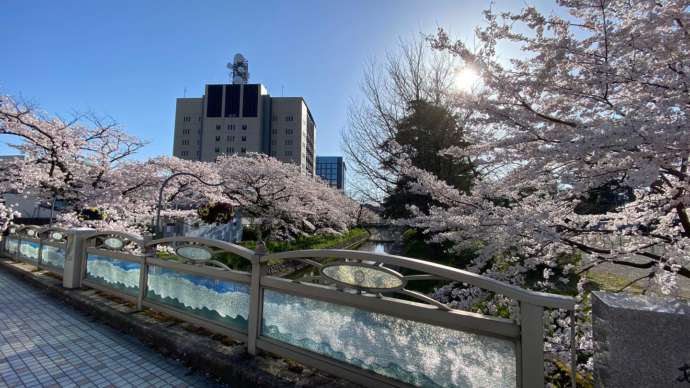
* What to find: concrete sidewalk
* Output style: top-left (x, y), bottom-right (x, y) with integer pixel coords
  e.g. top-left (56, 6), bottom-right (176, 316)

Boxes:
top-left (0, 268), bottom-right (224, 388)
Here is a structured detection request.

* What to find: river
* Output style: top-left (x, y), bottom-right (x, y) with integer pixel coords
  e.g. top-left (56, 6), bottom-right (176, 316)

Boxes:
top-left (356, 241), bottom-right (392, 253)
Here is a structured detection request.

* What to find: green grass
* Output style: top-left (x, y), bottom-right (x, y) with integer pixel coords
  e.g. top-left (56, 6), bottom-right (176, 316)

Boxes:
top-left (585, 270), bottom-right (647, 294)
top-left (239, 227), bottom-right (368, 252)
top-left (216, 228), bottom-right (369, 270)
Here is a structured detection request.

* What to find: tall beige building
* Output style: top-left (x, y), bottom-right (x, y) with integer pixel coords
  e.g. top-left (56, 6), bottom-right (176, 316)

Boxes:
top-left (172, 83), bottom-right (316, 175)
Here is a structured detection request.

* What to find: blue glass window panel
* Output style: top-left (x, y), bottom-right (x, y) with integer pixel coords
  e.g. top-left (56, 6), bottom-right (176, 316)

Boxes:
top-left (41, 245), bottom-right (65, 269)
top-left (206, 85), bottom-right (223, 118)
top-left (262, 290), bottom-right (517, 387)
top-left (86, 254), bottom-right (140, 295)
top-left (146, 265), bottom-right (250, 331)
top-left (19, 241), bottom-right (40, 262)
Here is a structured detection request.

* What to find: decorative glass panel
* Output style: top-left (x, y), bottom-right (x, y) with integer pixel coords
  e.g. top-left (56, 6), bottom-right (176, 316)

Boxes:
top-left (5, 238), bottom-right (19, 254)
top-left (321, 264), bottom-right (404, 290)
top-left (86, 254), bottom-right (140, 295)
top-left (103, 237), bottom-right (124, 250)
top-left (19, 241), bottom-right (40, 262)
top-left (41, 245), bottom-right (65, 269)
top-left (262, 290), bottom-right (517, 387)
top-left (175, 246), bottom-right (212, 262)
top-left (146, 265), bottom-right (250, 331)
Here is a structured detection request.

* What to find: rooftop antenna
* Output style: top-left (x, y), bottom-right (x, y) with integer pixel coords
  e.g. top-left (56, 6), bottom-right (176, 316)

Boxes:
top-left (281, 85), bottom-right (284, 96)
top-left (227, 53), bottom-right (249, 84)
top-left (183, 87), bottom-right (187, 97)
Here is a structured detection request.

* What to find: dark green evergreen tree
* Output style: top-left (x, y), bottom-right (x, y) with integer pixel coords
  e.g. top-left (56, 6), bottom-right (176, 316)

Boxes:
top-left (382, 100), bottom-right (474, 218)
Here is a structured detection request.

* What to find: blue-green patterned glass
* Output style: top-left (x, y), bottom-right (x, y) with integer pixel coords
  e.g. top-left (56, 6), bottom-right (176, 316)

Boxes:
top-left (41, 245), bottom-right (65, 269)
top-left (5, 238), bottom-right (19, 255)
top-left (19, 240), bottom-right (40, 262)
top-left (262, 290), bottom-right (517, 387)
top-left (146, 265), bottom-right (250, 331)
top-left (86, 254), bottom-right (140, 295)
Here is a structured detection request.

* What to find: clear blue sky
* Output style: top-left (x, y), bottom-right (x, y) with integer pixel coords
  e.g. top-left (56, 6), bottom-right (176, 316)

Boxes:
top-left (0, 0), bottom-right (553, 160)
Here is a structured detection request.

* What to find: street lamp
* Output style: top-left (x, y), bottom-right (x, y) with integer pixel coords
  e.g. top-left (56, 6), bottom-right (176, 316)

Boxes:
top-left (153, 172), bottom-right (224, 238)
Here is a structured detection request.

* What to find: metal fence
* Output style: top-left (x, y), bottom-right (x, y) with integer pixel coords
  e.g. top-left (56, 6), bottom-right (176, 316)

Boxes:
top-left (1, 227), bottom-right (576, 388)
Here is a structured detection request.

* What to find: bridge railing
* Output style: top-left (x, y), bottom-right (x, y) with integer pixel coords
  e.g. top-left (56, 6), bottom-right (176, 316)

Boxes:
top-left (1, 226), bottom-right (576, 388)
top-left (3, 226), bottom-right (69, 273)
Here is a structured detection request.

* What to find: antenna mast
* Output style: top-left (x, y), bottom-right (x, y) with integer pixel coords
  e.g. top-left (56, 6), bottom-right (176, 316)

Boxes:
top-left (227, 54), bottom-right (249, 84)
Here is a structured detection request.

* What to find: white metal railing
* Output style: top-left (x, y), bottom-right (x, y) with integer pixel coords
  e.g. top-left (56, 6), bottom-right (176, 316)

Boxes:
top-left (1, 226), bottom-right (577, 388)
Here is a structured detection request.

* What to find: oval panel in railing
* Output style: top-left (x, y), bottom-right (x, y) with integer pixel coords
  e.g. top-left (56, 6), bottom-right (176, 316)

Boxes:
top-left (103, 237), bottom-right (125, 250)
top-left (26, 229), bottom-right (36, 237)
top-left (50, 231), bottom-right (64, 241)
top-left (176, 245), bottom-right (213, 263)
top-left (320, 263), bottom-right (405, 291)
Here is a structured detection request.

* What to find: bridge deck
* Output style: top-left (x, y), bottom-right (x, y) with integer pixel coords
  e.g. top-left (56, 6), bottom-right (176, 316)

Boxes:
top-left (0, 268), bottom-right (224, 388)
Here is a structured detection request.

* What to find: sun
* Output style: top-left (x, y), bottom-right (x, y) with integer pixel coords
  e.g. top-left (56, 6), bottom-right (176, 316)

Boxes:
top-left (454, 67), bottom-right (481, 93)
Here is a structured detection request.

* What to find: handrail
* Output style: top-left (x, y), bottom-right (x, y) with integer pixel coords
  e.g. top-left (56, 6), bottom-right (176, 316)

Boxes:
top-left (82, 230), bottom-right (145, 247)
top-left (264, 249), bottom-right (576, 310)
top-left (146, 236), bottom-right (256, 262)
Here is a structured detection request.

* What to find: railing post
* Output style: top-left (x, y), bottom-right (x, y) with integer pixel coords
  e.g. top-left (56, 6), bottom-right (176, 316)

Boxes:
top-left (247, 241), bottom-right (267, 355)
top-left (136, 233), bottom-right (153, 311)
top-left (520, 301), bottom-right (545, 388)
top-left (37, 235), bottom-right (44, 269)
top-left (63, 229), bottom-right (94, 289)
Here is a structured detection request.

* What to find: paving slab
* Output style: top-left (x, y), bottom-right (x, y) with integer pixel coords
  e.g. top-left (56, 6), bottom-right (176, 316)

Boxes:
top-left (0, 268), bottom-right (225, 388)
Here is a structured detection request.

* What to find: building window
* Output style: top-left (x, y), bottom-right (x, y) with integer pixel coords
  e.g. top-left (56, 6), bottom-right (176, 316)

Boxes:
top-left (271, 128), bottom-right (278, 135)
top-left (182, 129), bottom-right (190, 135)
top-left (241, 147), bottom-right (246, 153)
top-left (228, 124), bottom-right (235, 130)
top-left (206, 85), bottom-right (223, 117)
top-left (226, 147), bottom-right (234, 153)
top-left (285, 128), bottom-right (293, 135)
top-left (228, 135), bottom-right (235, 141)
top-left (182, 140), bottom-right (189, 145)
top-left (272, 114), bottom-right (278, 121)
top-left (181, 151), bottom-right (189, 156)
top-left (271, 139), bottom-right (277, 146)
top-left (183, 116), bottom-right (191, 122)
top-left (241, 136), bottom-right (247, 142)
top-left (216, 125), bottom-right (221, 130)
top-left (285, 150), bottom-right (292, 156)
top-left (285, 115), bottom-right (294, 122)
top-left (215, 136), bottom-right (221, 141)
top-left (285, 139), bottom-right (293, 145)
top-left (214, 147), bottom-right (220, 153)
top-left (242, 84), bottom-right (259, 117)
top-left (242, 124), bottom-right (247, 130)
top-left (224, 84), bottom-right (241, 117)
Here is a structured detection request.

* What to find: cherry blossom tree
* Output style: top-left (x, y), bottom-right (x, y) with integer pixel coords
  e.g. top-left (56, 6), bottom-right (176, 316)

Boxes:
top-left (0, 95), bottom-right (147, 229)
top-left (394, 0), bottom-right (689, 381)
top-left (0, 95), bottom-right (357, 236)
top-left (215, 154), bottom-right (358, 239)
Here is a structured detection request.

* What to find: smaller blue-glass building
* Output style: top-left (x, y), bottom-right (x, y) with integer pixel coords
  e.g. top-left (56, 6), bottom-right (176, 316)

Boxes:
top-left (316, 156), bottom-right (346, 191)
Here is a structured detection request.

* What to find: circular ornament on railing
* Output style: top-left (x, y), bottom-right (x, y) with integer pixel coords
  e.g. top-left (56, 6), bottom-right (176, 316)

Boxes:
top-left (51, 232), bottom-right (64, 241)
top-left (176, 245), bottom-right (213, 263)
top-left (27, 229), bottom-right (36, 237)
top-left (321, 263), bottom-right (405, 292)
top-left (9, 227), bottom-right (16, 234)
top-left (103, 237), bottom-right (125, 250)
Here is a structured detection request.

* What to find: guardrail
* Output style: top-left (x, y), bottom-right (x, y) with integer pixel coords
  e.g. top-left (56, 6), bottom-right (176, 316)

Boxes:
top-left (3, 225), bottom-right (69, 273)
top-left (1, 226), bottom-right (576, 388)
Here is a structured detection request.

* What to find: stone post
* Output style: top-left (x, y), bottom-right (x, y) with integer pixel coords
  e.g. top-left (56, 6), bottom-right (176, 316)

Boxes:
top-left (592, 291), bottom-right (690, 387)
